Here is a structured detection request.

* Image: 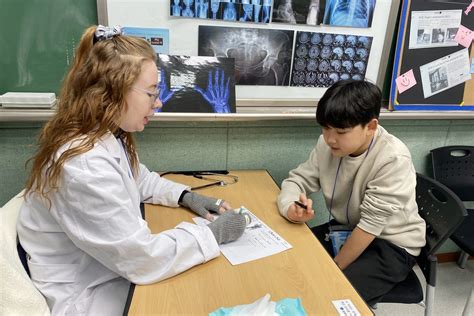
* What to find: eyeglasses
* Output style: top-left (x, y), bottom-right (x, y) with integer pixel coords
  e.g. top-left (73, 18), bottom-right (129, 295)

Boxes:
top-left (132, 85), bottom-right (161, 105)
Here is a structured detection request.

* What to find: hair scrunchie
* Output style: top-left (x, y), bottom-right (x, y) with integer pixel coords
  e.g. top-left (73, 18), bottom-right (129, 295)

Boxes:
top-left (93, 25), bottom-right (122, 44)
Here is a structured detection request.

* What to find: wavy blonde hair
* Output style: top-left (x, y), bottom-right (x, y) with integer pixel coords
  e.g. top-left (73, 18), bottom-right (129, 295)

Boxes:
top-left (25, 26), bottom-right (156, 201)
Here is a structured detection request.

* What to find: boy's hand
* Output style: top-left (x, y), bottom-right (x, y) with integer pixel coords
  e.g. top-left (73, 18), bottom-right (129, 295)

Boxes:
top-left (287, 193), bottom-right (314, 222)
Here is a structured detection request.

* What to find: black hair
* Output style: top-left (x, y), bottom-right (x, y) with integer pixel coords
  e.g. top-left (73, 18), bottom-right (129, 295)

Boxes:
top-left (316, 80), bottom-right (382, 129)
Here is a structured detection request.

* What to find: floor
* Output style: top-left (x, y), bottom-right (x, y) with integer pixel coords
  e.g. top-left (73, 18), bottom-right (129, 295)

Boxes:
top-left (374, 260), bottom-right (474, 316)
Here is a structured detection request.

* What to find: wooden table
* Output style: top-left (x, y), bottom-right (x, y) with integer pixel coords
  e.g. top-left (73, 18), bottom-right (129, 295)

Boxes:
top-left (127, 170), bottom-right (373, 315)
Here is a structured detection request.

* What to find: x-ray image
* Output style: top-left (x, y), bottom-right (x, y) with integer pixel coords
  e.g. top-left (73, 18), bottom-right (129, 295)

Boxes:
top-left (199, 26), bottom-right (294, 86)
top-left (157, 55), bottom-right (236, 113)
top-left (290, 31), bottom-right (373, 87)
top-left (272, 0), bottom-right (326, 25)
top-left (170, 0), bottom-right (272, 23)
top-left (323, 0), bottom-right (375, 28)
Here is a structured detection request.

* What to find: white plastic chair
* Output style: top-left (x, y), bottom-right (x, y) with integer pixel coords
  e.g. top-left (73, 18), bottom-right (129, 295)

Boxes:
top-left (0, 191), bottom-right (50, 316)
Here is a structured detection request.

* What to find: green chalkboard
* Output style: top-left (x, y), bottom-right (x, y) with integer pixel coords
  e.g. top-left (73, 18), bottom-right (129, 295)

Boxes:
top-left (0, 0), bottom-right (98, 95)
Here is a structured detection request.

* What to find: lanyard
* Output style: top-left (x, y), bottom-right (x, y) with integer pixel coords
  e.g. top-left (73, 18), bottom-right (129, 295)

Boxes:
top-left (327, 137), bottom-right (374, 228)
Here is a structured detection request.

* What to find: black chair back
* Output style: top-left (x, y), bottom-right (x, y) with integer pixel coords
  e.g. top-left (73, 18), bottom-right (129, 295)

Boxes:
top-left (416, 173), bottom-right (467, 256)
top-left (431, 146), bottom-right (474, 201)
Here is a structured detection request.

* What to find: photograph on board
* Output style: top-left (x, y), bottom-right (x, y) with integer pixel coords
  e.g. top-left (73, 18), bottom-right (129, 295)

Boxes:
top-left (198, 25), bottom-right (294, 86)
top-left (272, 0), bottom-right (326, 25)
top-left (322, 0), bottom-right (376, 28)
top-left (122, 27), bottom-right (170, 54)
top-left (157, 55), bottom-right (236, 113)
top-left (170, 0), bottom-right (272, 23)
top-left (290, 31), bottom-right (373, 87)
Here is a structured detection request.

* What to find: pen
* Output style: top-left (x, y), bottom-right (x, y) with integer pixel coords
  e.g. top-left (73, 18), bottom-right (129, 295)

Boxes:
top-left (294, 200), bottom-right (308, 209)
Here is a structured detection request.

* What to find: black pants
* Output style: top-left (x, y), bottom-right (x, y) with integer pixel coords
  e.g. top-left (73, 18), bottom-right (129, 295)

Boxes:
top-left (310, 222), bottom-right (417, 306)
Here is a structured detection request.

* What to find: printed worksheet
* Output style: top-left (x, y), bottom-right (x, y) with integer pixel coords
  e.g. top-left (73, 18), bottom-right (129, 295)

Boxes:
top-left (409, 10), bottom-right (462, 49)
top-left (193, 207), bottom-right (292, 265)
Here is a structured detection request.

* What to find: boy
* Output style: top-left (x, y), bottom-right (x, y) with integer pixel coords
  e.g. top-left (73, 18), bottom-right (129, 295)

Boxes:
top-left (277, 80), bottom-right (426, 305)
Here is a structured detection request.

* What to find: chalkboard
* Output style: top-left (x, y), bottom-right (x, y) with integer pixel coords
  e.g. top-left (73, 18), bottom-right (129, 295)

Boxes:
top-left (0, 0), bottom-right (98, 95)
top-left (103, 0), bottom-right (399, 104)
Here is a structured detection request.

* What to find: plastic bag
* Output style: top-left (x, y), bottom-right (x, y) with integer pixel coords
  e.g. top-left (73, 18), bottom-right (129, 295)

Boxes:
top-left (210, 293), bottom-right (307, 316)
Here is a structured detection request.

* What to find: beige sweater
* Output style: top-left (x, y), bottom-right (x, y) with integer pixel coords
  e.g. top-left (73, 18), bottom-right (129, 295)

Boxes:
top-left (278, 126), bottom-right (426, 256)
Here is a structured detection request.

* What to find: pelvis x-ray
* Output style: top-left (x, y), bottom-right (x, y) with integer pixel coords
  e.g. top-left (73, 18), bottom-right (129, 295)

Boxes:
top-left (290, 31), bottom-right (373, 87)
top-left (322, 0), bottom-right (375, 28)
top-left (157, 55), bottom-right (236, 113)
top-left (272, 0), bottom-right (326, 25)
top-left (199, 25), bottom-right (294, 86)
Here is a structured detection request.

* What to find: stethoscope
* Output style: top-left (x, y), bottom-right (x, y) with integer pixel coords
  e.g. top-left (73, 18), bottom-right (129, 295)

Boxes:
top-left (159, 171), bottom-right (239, 190)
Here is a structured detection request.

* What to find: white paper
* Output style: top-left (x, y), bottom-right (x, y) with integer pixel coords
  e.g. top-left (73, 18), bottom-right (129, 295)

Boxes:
top-left (409, 10), bottom-right (462, 49)
top-left (332, 299), bottom-right (361, 316)
top-left (419, 48), bottom-right (471, 98)
top-left (193, 207), bottom-right (292, 265)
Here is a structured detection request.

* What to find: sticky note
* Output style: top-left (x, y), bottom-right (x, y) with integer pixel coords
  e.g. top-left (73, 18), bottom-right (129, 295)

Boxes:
top-left (454, 25), bottom-right (473, 48)
top-left (471, 59), bottom-right (474, 74)
top-left (465, 1), bottom-right (474, 15)
top-left (396, 69), bottom-right (417, 94)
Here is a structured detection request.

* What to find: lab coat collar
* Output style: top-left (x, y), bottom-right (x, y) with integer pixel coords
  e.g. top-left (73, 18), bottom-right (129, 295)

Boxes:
top-left (98, 132), bottom-right (134, 179)
top-left (98, 132), bottom-right (122, 162)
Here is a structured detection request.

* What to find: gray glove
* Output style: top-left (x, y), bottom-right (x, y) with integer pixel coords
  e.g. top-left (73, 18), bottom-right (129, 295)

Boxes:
top-left (207, 211), bottom-right (251, 244)
top-left (180, 191), bottom-right (224, 220)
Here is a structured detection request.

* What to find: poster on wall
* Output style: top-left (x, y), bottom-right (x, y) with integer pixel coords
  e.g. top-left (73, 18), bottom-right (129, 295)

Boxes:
top-left (122, 27), bottom-right (169, 54)
top-left (157, 55), bottom-right (236, 113)
top-left (170, 0), bottom-right (272, 23)
top-left (408, 10), bottom-right (462, 49)
top-left (322, 0), bottom-right (376, 28)
top-left (419, 48), bottom-right (471, 98)
top-left (198, 25), bottom-right (294, 86)
top-left (271, 0), bottom-right (326, 25)
top-left (290, 31), bottom-right (373, 87)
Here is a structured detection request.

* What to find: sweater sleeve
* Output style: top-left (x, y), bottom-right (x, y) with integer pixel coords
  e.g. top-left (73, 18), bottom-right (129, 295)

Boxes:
top-left (357, 154), bottom-right (417, 236)
top-left (277, 143), bottom-right (322, 220)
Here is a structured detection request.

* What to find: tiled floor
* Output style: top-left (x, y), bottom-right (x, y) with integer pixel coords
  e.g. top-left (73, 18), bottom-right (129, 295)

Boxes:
top-left (374, 260), bottom-right (474, 316)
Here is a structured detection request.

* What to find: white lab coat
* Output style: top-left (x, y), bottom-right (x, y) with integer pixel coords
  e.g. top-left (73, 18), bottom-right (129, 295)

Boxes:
top-left (17, 132), bottom-right (220, 315)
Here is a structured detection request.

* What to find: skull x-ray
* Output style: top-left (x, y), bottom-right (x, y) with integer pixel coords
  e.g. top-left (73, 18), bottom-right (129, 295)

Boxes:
top-left (322, 0), bottom-right (375, 28)
top-left (272, 0), bottom-right (326, 25)
top-left (290, 31), bottom-right (372, 87)
top-left (199, 26), bottom-right (294, 86)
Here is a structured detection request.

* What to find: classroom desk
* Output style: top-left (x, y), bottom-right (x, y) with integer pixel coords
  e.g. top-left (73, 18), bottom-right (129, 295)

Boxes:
top-left (126, 170), bottom-right (373, 315)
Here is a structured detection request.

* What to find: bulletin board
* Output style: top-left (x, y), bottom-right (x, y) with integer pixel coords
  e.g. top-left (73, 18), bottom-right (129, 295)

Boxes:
top-left (389, 0), bottom-right (474, 111)
top-left (102, 0), bottom-right (399, 105)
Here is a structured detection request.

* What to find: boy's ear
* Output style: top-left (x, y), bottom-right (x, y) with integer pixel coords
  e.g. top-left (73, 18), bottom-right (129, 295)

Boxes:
top-left (367, 118), bottom-right (378, 132)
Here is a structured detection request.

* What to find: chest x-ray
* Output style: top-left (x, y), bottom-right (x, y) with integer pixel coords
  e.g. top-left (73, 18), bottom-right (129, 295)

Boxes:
top-left (322, 0), bottom-right (375, 28)
top-left (199, 25), bottom-right (294, 86)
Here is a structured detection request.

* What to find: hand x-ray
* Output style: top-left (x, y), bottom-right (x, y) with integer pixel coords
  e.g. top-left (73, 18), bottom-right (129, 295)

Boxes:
top-left (272, 0), bottom-right (326, 25)
top-left (157, 55), bottom-right (236, 113)
top-left (199, 25), bottom-right (294, 86)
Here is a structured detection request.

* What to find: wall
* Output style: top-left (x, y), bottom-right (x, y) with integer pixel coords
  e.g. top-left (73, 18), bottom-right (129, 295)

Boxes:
top-left (1, 118), bottom-right (473, 253)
